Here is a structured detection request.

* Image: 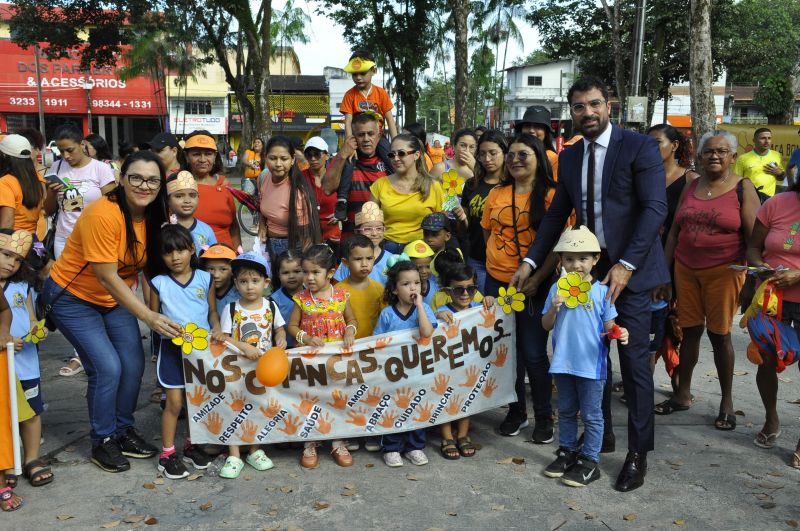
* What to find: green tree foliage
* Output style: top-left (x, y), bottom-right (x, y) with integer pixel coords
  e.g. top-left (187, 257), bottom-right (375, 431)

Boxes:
top-left (318, 0), bottom-right (444, 124)
top-left (512, 49), bottom-right (552, 67)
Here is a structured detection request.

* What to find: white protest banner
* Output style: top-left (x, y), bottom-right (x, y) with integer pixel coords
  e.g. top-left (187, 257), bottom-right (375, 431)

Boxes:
top-left (182, 305), bottom-right (516, 444)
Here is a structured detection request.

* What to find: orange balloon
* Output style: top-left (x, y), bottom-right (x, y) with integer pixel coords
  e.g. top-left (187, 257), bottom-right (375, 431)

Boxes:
top-left (256, 347), bottom-right (289, 387)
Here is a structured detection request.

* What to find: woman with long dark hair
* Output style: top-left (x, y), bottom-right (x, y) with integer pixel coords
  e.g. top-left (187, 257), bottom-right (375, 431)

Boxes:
top-left (42, 150), bottom-right (175, 473)
top-left (0, 134), bottom-right (49, 233)
top-left (259, 135), bottom-right (322, 258)
top-left (481, 133), bottom-right (561, 442)
top-left (183, 130), bottom-right (241, 248)
top-left (83, 133), bottom-right (113, 162)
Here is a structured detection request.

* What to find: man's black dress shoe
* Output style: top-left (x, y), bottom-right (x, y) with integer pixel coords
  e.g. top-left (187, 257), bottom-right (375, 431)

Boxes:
top-left (614, 451), bottom-right (647, 492)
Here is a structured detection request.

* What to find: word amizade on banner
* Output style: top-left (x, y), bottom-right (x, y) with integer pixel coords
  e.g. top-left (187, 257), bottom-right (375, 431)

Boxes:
top-left (182, 306), bottom-right (517, 444)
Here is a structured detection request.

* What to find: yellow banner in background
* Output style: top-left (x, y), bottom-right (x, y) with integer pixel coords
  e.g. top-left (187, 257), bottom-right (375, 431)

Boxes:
top-left (183, 306), bottom-right (516, 445)
top-left (720, 124), bottom-right (800, 164)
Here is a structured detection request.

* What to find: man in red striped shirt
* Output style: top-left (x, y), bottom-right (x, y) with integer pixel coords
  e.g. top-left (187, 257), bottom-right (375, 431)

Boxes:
top-left (322, 113), bottom-right (391, 239)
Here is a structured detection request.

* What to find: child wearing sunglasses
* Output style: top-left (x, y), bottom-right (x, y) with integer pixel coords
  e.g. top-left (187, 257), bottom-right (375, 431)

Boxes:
top-left (434, 262), bottom-right (495, 459)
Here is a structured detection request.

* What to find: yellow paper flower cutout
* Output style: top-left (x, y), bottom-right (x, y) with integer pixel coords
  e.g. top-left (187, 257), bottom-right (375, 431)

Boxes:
top-left (441, 169), bottom-right (465, 197)
top-left (498, 286), bottom-right (526, 314)
top-left (172, 322), bottom-right (209, 355)
top-left (557, 272), bottom-right (592, 308)
top-left (23, 319), bottom-right (47, 344)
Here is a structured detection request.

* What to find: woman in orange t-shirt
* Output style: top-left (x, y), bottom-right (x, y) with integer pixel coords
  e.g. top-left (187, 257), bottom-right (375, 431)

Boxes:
top-left (183, 130), bottom-right (241, 249)
top-left (480, 133), bottom-right (561, 439)
top-left (0, 134), bottom-right (51, 234)
top-left (242, 137), bottom-right (263, 194)
top-left (42, 151), bottom-right (177, 472)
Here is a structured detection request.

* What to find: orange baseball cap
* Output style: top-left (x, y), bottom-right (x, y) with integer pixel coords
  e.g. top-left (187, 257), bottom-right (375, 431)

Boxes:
top-left (184, 134), bottom-right (217, 151)
top-left (200, 244), bottom-right (237, 261)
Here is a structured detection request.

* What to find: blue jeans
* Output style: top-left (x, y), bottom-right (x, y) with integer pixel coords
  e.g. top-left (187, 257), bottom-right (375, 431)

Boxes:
top-left (485, 273), bottom-right (552, 420)
top-left (268, 236), bottom-right (290, 257)
top-left (42, 278), bottom-right (146, 446)
top-left (554, 374), bottom-right (605, 462)
top-left (382, 240), bottom-right (407, 255)
top-left (467, 257), bottom-right (487, 294)
top-left (381, 429), bottom-right (426, 453)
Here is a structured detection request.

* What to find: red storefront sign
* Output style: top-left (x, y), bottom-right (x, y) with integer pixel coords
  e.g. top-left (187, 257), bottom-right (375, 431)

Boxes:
top-left (0, 40), bottom-right (163, 116)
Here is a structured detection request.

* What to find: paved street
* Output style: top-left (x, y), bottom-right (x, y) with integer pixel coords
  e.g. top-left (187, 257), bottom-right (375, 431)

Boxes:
top-left (4, 313), bottom-right (799, 530)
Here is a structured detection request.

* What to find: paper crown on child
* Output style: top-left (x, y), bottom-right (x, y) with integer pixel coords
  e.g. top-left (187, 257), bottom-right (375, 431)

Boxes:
top-left (166, 171), bottom-right (198, 195)
top-left (344, 57), bottom-right (376, 74)
top-left (199, 243), bottom-right (237, 261)
top-left (553, 225), bottom-right (601, 253)
top-left (0, 229), bottom-right (32, 257)
top-left (355, 201), bottom-right (384, 226)
top-left (404, 240), bottom-right (434, 259)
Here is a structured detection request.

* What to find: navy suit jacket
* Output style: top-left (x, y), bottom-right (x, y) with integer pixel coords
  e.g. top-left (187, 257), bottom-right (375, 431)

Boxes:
top-left (527, 125), bottom-right (669, 293)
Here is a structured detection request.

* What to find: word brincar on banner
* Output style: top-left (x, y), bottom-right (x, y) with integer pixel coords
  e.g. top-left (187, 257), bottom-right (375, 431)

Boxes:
top-left (183, 306), bottom-right (516, 444)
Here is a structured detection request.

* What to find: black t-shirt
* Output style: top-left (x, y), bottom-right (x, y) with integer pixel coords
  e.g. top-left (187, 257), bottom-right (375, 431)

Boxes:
top-left (460, 180), bottom-right (497, 262)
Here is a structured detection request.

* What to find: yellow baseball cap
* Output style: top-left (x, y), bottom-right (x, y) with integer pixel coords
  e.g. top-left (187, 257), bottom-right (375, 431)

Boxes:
top-left (404, 240), bottom-right (434, 258)
top-left (344, 57), bottom-right (376, 74)
top-left (184, 134), bottom-right (217, 151)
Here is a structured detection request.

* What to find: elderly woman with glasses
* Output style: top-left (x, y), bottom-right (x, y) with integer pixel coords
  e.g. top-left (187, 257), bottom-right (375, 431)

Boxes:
top-left (369, 133), bottom-right (445, 254)
top-left (658, 131), bottom-right (760, 431)
top-left (43, 151), bottom-right (177, 473)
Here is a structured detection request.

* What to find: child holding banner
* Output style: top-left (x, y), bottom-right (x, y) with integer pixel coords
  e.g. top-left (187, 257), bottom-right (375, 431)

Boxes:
top-left (435, 262), bottom-right (495, 459)
top-left (374, 258), bottom-right (438, 467)
top-left (541, 226), bottom-right (629, 488)
top-left (288, 244), bottom-right (357, 468)
top-left (149, 225), bottom-right (218, 480)
top-left (217, 252), bottom-right (285, 478)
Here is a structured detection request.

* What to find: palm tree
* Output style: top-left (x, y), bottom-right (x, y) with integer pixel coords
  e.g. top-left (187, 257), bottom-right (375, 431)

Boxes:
top-left (270, 0), bottom-right (311, 131)
top-left (483, 0), bottom-right (524, 124)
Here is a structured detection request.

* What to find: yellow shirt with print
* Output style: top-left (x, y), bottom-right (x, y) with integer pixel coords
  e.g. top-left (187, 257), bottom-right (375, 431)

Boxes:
top-left (734, 149), bottom-right (784, 197)
top-left (336, 277), bottom-right (385, 339)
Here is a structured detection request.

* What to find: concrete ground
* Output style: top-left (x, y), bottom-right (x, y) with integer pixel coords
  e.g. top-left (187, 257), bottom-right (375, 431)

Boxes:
top-left (4, 317), bottom-right (799, 530)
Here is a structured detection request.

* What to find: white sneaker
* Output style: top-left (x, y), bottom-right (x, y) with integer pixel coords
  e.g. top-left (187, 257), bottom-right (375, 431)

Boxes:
top-left (364, 437), bottom-right (381, 452)
top-left (383, 451), bottom-right (403, 467)
top-left (404, 449), bottom-right (429, 466)
top-left (345, 440), bottom-right (360, 452)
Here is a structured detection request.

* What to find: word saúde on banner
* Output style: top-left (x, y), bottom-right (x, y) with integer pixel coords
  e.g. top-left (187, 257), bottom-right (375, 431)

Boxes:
top-left (182, 305), bottom-right (516, 444)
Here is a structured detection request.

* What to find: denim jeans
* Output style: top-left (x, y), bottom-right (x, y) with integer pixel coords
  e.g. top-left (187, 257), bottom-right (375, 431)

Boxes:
top-left (485, 273), bottom-right (552, 420)
top-left (554, 374), bottom-right (605, 462)
top-left (42, 278), bottom-right (146, 446)
top-left (467, 257), bottom-right (487, 294)
top-left (382, 240), bottom-right (407, 255)
top-left (381, 429), bottom-right (426, 453)
top-left (268, 236), bottom-right (290, 257)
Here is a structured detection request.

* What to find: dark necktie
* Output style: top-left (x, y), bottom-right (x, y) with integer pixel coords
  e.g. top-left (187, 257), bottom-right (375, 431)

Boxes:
top-left (587, 141), bottom-right (596, 232)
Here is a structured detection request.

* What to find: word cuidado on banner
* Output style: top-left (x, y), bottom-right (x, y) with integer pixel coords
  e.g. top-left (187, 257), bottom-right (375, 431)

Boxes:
top-left (182, 305), bottom-right (516, 444)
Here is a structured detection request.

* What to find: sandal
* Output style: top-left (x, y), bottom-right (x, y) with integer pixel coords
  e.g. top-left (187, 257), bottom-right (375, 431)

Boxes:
top-left (23, 459), bottom-right (53, 487)
top-left (654, 398), bottom-right (690, 415)
top-left (58, 357), bottom-right (83, 377)
top-left (219, 456), bottom-right (244, 479)
top-left (245, 449), bottom-right (274, 471)
top-left (790, 451), bottom-right (800, 470)
top-left (5, 474), bottom-right (16, 488)
top-left (440, 439), bottom-right (460, 460)
top-left (714, 413), bottom-right (736, 431)
top-left (754, 430), bottom-right (781, 449)
top-left (0, 486), bottom-right (22, 512)
top-left (456, 436), bottom-right (477, 458)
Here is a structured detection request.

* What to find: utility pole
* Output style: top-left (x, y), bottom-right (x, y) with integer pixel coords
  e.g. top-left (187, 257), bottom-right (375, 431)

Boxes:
top-left (33, 45), bottom-right (46, 143)
top-left (629, 0), bottom-right (647, 98)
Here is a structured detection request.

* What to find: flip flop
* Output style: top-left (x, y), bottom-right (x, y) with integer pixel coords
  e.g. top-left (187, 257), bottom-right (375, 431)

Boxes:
top-left (23, 459), bottom-right (53, 487)
top-left (753, 430), bottom-right (781, 449)
top-left (654, 398), bottom-right (690, 415)
top-left (58, 357), bottom-right (83, 377)
top-left (714, 413), bottom-right (736, 431)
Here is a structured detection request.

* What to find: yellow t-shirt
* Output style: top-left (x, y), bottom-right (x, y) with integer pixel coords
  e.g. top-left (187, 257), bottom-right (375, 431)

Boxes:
top-left (336, 277), bottom-right (384, 339)
top-left (50, 197), bottom-right (146, 307)
top-left (430, 289), bottom-right (484, 312)
top-left (370, 176), bottom-right (445, 244)
top-left (734, 149), bottom-right (784, 197)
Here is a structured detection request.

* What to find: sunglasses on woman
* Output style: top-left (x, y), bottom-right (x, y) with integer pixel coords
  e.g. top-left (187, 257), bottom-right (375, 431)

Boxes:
top-left (387, 149), bottom-right (418, 159)
top-left (446, 285), bottom-right (478, 297)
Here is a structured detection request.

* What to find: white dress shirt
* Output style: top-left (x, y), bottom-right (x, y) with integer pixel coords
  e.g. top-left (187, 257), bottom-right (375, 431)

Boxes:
top-left (581, 123), bottom-right (612, 249)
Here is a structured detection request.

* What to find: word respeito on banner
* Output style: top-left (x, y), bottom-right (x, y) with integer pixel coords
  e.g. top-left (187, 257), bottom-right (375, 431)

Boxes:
top-left (183, 306), bottom-right (516, 444)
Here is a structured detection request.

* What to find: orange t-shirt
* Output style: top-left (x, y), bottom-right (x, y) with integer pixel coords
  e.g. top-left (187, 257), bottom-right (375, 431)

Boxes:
top-left (50, 197), bottom-right (146, 307)
top-left (0, 173), bottom-right (45, 234)
top-left (480, 185), bottom-right (557, 283)
top-left (546, 150), bottom-right (559, 182)
top-left (194, 175), bottom-right (236, 246)
top-left (243, 149), bottom-right (262, 179)
top-left (340, 85), bottom-right (393, 127)
top-left (429, 147), bottom-right (445, 165)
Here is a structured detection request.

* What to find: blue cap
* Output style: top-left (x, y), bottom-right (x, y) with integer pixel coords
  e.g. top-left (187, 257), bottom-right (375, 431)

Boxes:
top-left (231, 252), bottom-right (269, 277)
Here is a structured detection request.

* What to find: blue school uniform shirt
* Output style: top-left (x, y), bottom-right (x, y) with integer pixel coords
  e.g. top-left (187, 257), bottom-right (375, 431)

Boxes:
top-left (334, 248), bottom-right (395, 285)
top-left (650, 299), bottom-right (668, 312)
top-left (422, 275), bottom-right (438, 308)
top-left (216, 283), bottom-right (240, 312)
top-left (188, 218), bottom-right (217, 255)
top-left (271, 286), bottom-right (296, 347)
top-left (150, 269), bottom-right (212, 331)
top-left (373, 303), bottom-right (438, 335)
top-left (542, 281), bottom-right (617, 380)
top-left (4, 281), bottom-right (38, 380)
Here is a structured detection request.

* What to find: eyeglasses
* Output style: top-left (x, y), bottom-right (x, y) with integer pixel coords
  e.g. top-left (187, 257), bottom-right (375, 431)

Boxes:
top-left (506, 151), bottom-right (534, 162)
top-left (446, 285), bottom-right (478, 297)
top-left (387, 149), bottom-right (417, 159)
top-left (127, 174), bottom-right (161, 190)
top-left (570, 99), bottom-right (607, 114)
top-left (358, 226), bottom-right (385, 234)
top-left (304, 150), bottom-right (327, 159)
top-left (701, 148), bottom-right (732, 158)
top-left (478, 150), bottom-right (502, 160)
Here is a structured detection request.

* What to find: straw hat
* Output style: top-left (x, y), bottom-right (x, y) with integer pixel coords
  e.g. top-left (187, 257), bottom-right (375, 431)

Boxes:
top-left (553, 225), bottom-right (601, 253)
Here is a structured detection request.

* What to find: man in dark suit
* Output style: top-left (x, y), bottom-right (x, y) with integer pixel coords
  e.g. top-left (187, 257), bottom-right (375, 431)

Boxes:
top-left (511, 76), bottom-right (668, 492)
